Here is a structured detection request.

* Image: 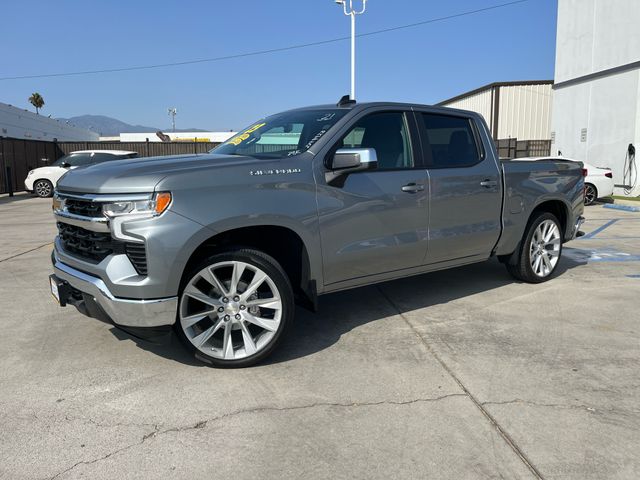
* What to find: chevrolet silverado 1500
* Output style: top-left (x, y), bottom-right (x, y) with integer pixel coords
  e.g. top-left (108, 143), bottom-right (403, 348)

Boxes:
top-left (49, 101), bottom-right (584, 367)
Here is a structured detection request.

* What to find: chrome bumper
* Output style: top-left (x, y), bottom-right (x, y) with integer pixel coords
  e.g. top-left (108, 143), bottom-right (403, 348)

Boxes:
top-left (53, 259), bottom-right (177, 328)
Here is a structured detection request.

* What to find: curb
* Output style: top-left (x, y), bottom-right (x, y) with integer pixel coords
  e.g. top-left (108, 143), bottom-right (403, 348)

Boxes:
top-left (603, 204), bottom-right (640, 213)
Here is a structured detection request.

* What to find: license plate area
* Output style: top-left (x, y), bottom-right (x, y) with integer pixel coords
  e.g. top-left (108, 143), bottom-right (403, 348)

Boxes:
top-left (49, 275), bottom-right (70, 306)
top-left (50, 277), bottom-right (60, 303)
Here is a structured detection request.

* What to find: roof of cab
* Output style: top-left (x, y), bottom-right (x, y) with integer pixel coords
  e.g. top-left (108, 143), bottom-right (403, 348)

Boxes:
top-left (284, 101), bottom-right (482, 118)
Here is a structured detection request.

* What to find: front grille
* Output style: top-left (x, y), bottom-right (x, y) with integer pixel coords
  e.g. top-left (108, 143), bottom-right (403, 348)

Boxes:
top-left (57, 222), bottom-right (122, 262)
top-left (57, 222), bottom-right (148, 275)
top-left (125, 243), bottom-right (148, 275)
top-left (65, 198), bottom-right (104, 218)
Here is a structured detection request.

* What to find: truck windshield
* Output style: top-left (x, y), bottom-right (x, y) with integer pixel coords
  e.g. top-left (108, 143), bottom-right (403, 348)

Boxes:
top-left (211, 109), bottom-right (348, 159)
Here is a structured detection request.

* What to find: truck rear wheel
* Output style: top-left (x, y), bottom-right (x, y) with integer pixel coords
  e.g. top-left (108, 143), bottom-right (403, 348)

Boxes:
top-left (506, 212), bottom-right (563, 283)
top-left (176, 248), bottom-right (294, 368)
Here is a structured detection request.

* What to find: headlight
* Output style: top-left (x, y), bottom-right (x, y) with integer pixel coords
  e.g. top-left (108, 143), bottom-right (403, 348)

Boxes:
top-left (52, 193), bottom-right (65, 212)
top-left (27, 170), bottom-right (34, 177)
top-left (102, 192), bottom-right (172, 219)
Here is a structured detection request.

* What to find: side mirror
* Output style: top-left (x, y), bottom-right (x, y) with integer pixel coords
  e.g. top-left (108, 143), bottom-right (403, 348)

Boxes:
top-left (326, 148), bottom-right (378, 186)
top-left (330, 148), bottom-right (378, 172)
top-left (61, 162), bottom-right (71, 168)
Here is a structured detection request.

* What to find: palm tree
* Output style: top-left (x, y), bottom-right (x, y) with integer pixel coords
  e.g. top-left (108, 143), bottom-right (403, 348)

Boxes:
top-left (28, 93), bottom-right (45, 114)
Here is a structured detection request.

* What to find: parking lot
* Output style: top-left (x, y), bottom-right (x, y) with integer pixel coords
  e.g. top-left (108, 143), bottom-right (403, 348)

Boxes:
top-left (0, 193), bottom-right (638, 479)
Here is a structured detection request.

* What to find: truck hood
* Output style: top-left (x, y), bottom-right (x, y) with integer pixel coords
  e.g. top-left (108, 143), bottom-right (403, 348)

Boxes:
top-left (55, 153), bottom-right (261, 194)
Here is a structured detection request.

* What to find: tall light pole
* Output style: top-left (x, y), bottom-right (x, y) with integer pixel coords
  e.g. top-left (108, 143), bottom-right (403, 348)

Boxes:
top-left (168, 107), bottom-right (177, 132)
top-left (335, 0), bottom-right (368, 101)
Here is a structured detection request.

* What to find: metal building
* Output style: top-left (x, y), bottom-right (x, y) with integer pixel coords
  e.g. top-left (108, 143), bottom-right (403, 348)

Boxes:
top-left (0, 102), bottom-right (98, 142)
top-left (552, 0), bottom-right (640, 196)
top-left (438, 81), bottom-right (553, 158)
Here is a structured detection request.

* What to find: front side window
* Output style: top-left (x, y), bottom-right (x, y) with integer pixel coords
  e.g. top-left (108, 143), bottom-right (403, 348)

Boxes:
top-left (338, 112), bottom-right (414, 170)
top-left (212, 109), bottom-right (349, 159)
top-left (52, 153), bottom-right (94, 167)
top-left (420, 113), bottom-right (481, 168)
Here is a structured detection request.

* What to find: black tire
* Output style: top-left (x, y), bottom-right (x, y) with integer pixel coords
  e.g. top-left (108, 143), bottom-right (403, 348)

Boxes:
top-left (584, 183), bottom-right (597, 206)
top-left (175, 248), bottom-right (294, 368)
top-left (34, 179), bottom-right (54, 198)
top-left (506, 212), bottom-right (563, 283)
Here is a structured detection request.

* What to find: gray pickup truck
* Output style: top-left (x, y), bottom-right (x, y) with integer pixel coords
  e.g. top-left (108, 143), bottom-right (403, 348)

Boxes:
top-left (50, 101), bottom-right (585, 367)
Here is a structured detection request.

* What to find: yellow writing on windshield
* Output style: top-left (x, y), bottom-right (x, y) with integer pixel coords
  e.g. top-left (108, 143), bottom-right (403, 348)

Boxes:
top-left (227, 122), bottom-right (267, 146)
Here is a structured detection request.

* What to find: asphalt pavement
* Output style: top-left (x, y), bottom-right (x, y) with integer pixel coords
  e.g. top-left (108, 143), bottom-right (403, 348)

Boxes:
top-left (0, 193), bottom-right (638, 479)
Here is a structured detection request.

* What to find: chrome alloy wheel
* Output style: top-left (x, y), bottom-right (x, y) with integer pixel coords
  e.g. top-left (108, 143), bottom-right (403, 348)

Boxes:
top-left (584, 184), bottom-right (597, 205)
top-left (179, 261), bottom-right (283, 360)
top-left (35, 180), bottom-right (52, 197)
top-left (529, 219), bottom-right (561, 278)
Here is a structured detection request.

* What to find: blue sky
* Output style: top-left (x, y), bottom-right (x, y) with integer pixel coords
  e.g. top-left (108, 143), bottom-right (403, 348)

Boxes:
top-left (1, 0), bottom-right (558, 131)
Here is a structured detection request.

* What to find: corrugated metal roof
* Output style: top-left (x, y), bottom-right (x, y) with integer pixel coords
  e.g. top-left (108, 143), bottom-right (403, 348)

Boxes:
top-left (437, 80), bottom-right (553, 106)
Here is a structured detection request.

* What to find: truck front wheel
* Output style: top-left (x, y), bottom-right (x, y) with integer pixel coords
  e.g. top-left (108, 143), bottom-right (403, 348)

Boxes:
top-left (506, 212), bottom-right (563, 283)
top-left (176, 248), bottom-right (294, 368)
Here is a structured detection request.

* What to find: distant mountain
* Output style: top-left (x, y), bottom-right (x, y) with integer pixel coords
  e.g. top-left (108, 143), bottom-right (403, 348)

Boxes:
top-left (56, 115), bottom-right (207, 136)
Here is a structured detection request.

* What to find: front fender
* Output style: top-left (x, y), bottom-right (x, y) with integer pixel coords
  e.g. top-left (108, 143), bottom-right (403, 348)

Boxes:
top-left (155, 158), bottom-right (322, 291)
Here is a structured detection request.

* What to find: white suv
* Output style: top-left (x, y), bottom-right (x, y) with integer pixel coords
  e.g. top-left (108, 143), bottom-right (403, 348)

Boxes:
top-left (25, 150), bottom-right (139, 197)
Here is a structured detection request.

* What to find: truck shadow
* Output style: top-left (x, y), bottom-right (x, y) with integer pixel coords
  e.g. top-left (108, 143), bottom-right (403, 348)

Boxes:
top-left (120, 256), bottom-right (585, 367)
top-left (265, 256), bottom-right (585, 365)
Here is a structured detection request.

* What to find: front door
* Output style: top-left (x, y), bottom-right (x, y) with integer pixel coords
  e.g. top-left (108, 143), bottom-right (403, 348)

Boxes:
top-left (317, 110), bottom-right (429, 286)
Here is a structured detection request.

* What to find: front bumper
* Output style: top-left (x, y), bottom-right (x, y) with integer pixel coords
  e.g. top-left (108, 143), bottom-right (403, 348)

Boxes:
top-left (52, 255), bottom-right (177, 328)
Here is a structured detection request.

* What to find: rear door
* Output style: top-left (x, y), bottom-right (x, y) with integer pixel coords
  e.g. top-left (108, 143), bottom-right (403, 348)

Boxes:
top-left (415, 111), bottom-right (502, 265)
top-left (317, 109), bottom-right (429, 286)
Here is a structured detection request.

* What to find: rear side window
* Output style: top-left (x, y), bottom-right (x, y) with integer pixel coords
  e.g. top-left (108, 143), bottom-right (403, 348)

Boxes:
top-left (91, 153), bottom-right (138, 164)
top-left (90, 153), bottom-right (118, 164)
top-left (420, 113), bottom-right (481, 168)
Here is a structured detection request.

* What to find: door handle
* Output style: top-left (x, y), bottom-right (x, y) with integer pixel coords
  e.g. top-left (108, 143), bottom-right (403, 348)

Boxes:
top-left (401, 183), bottom-right (425, 193)
top-left (480, 179), bottom-right (498, 189)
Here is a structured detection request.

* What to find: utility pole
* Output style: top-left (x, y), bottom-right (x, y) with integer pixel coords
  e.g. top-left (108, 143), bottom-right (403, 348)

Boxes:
top-left (168, 108), bottom-right (177, 132)
top-left (335, 0), bottom-right (368, 101)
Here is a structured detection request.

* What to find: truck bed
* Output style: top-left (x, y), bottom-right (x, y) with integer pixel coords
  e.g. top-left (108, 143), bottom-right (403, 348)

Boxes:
top-left (495, 157), bottom-right (585, 256)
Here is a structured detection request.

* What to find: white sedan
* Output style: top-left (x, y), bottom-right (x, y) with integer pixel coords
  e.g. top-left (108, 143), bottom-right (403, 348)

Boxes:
top-left (25, 150), bottom-right (138, 197)
top-left (582, 161), bottom-right (614, 205)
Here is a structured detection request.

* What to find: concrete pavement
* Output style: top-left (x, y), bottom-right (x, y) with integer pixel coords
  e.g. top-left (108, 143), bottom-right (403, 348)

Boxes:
top-left (0, 195), bottom-right (638, 479)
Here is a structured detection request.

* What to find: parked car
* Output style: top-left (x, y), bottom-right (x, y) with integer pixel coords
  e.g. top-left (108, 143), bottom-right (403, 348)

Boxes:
top-left (25, 150), bottom-right (139, 197)
top-left (519, 157), bottom-right (614, 205)
top-left (582, 161), bottom-right (614, 205)
top-left (49, 101), bottom-right (584, 367)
